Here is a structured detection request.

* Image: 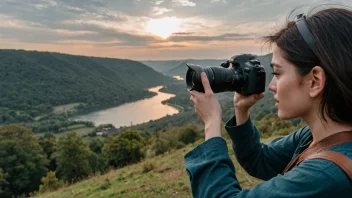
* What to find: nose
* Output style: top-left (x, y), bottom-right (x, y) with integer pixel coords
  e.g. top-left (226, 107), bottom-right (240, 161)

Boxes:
top-left (268, 77), bottom-right (277, 93)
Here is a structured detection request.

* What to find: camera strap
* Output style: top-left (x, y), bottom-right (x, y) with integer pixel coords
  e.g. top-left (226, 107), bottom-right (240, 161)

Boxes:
top-left (282, 131), bottom-right (352, 181)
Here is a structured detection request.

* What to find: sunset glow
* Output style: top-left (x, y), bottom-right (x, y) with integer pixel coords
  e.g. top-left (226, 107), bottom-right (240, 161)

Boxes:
top-left (146, 17), bottom-right (181, 39)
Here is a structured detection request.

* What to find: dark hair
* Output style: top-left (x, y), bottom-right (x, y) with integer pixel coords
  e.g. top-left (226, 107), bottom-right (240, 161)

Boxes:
top-left (264, 6), bottom-right (352, 124)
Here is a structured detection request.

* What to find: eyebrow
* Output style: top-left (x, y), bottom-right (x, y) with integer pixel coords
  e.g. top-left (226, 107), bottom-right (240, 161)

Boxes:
top-left (270, 63), bottom-right (282, 68)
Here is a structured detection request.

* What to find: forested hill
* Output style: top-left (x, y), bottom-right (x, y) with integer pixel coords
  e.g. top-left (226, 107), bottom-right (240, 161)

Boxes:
top-left (0, 49), bottom-right (174, 124)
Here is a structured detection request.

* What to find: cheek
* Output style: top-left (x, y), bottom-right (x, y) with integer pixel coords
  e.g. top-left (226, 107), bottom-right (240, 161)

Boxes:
top-left (276, 79), bottom-right (311, 119)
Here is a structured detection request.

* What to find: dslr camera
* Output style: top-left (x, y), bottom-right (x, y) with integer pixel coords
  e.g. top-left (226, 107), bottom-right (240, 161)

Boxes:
top-left (185, 54), bottom-right (266, 95)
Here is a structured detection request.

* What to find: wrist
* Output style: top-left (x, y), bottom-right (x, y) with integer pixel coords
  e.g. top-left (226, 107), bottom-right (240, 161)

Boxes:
top-left (234, 108), bottom-right (249, 126)
top-left (205, 119), bottom-right (222, 140)
top-left (234, 106), bottom-right (249, 113)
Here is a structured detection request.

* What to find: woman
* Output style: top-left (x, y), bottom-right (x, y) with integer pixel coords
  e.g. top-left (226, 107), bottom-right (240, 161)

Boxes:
top-left (185, 7), bottom-right (352, 198)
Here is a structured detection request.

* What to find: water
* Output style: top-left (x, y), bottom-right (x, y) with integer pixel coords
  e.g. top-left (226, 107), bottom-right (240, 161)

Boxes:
top-left (172, 75), bottom-right (184, 80)
top-left (72, 86), bottom-right (179, 128)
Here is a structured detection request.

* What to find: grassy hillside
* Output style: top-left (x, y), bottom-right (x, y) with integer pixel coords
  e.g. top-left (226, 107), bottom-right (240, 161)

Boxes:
top-left (37, 136), bottom-right (277, 198)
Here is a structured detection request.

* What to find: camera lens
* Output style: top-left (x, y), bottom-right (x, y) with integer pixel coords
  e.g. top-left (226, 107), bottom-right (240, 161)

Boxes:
top-left (185, 54), bottom-right (266, 95)
top-left (186, 63), bottom-right (237, 93)
top-left (186, 64), bottom-right (214, 92)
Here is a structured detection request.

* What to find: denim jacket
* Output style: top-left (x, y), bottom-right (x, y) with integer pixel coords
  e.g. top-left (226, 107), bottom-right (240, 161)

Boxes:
top-left (184, 115), bottom-right (352, 198)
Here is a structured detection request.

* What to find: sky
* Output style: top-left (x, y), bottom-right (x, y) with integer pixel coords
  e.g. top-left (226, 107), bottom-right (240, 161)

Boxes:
top-left (1, 0), bottom-right (351, 60)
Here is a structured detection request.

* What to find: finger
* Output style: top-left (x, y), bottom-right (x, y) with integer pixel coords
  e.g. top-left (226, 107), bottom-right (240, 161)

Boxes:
top-left (200, 72), bottom-right (213, 95)
top-left (190, 95), bottom-right (195, 104)
top-left (254, 93), bottom-right (264, 100)
top-left (190, 90), bottom-right (202, 98)
top-left (259, 92), bottom-right (265, 98)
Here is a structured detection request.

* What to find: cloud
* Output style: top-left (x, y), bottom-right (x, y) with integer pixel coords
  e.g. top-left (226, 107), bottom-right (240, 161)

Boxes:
top-left (155, 0), bottom-right (164, 5)
top-left (168, 33), bottom-right (256, 42)
top-left (172, 32), bottom-right (194, 35)
top-left (2, 0), bottom-right (352, 60)
top-left (151, 7), bottom-right (173, 15)
top-left (172, 0), bottom-right (196, 7)
top-left (210, 0), bottom-right (227, 4)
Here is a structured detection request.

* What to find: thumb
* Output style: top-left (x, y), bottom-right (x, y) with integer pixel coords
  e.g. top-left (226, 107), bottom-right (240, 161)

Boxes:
top-left (253, 93), bottom-right (264, 101)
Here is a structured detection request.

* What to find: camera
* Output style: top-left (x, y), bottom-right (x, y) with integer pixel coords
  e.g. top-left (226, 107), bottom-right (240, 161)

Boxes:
top-left (185, 54), bottom-right (266, 95)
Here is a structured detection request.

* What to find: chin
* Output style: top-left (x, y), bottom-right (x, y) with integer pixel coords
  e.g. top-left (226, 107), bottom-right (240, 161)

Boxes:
top-left (277, 111), bottom-right (296, 120)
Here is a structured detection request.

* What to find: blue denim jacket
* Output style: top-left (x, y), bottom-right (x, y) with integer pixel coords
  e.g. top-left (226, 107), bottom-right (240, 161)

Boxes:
top-left (184, 115), bottom-right (352, 198)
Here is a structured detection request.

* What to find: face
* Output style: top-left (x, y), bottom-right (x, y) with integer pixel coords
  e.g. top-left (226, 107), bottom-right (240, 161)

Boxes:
top-left (268, 46), bottom-right (313, 120)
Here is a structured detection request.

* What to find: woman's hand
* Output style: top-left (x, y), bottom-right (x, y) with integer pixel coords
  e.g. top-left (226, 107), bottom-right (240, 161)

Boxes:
top-left (233, 92), bottom-right (264, 125)
top-left (234, 92), bottom-right (264, 111)
top-left (190, 72), bottom-right (222, 140)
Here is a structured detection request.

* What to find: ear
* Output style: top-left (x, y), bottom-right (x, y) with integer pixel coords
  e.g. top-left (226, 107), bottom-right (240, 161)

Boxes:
top-left (308, 66), bottom-right (326, 98)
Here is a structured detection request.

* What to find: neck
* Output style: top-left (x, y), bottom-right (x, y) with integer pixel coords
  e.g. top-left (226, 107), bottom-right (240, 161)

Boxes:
top-left (303, 109), bottom-right (352, 145)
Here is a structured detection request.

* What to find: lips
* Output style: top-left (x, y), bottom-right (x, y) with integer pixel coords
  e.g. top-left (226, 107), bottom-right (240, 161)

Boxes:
top-left (274, 97), bottom-right (279, 106)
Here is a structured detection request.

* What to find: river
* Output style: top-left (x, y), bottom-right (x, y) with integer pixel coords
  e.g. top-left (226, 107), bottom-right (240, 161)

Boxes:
top-left (72, 86), bottom-right (179, 128)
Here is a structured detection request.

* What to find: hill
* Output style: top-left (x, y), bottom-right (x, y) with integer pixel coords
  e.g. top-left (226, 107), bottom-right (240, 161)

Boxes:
top-left (0, 49), bottom-right (175, 125)
top-left (141, 54), bottom-right (273, 88)
top-left (142, 59), bottom-right (227, 77)
top-left (166, 59), bottom-right (227, 77)
top-left (141, 60), bottom-right (185, 74)
top-left (37, 136), bottom-right (271, 198)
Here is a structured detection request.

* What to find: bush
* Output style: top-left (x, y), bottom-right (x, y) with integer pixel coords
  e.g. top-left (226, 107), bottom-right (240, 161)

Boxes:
top-left (38, 171), bottom-right (64, 194)
top-left (178, 127), bottom-right (198, 144)
top-left (147, 138), bottom-right (169, 157)
top-left (142, 161), bottom-right (155, 173)
top-left (102, 130), bottom-right (146, 168)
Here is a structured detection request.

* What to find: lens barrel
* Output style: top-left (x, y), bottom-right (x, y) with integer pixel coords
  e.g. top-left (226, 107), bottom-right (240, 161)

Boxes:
top-left (185, 54), bottom-right (266, 95)
top-left (186, 64), bottom-right (240, 93)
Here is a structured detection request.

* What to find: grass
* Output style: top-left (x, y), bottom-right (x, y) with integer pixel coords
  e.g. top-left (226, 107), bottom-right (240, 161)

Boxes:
top-left (53, 103), bottom-right (82, 114)
top-left (36, 136), bottom-right (279, 198)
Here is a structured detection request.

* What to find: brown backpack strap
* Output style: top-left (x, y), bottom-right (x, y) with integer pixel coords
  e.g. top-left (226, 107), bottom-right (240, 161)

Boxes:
top-left (282, 131), bottom-right (352, 174)
top-left (307, 151), bottom-right (352, 181)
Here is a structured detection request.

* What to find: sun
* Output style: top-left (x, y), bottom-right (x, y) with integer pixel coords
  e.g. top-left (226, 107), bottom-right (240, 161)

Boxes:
top-left (146, 17), bottom-right (181, 39)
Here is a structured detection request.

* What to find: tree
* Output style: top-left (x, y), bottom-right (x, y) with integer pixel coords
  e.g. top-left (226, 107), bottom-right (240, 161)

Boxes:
top-left (102, 130), bottom-right (146, 168)
top-left (43, 132), bottom-right (56, 140)
top-left (89, 138), bottom-right (104, 154)
top-left (54, 132), bottom-right (91, 182)
top-left (39, 138), bottom-right (57, 171)
top-left (88, 153), bottom-right (108, 175)
top-left (0, 125), bottom-right (48, 197)
top-left (0, 168), bottom-right (9, 195)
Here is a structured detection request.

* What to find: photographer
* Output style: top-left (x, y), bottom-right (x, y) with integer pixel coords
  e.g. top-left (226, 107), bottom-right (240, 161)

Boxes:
top-left (185, 7), bottom-right (352, 198)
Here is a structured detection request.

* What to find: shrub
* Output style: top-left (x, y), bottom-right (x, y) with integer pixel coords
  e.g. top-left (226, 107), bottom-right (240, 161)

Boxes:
top-left (142, 161), bottom-right (155, 173)
top-left (38, 171), bottom-right (64, 194)
top-left (102, 130), bottom-right (146, 168)
top-left (178, 127), bottom-right (198, 144)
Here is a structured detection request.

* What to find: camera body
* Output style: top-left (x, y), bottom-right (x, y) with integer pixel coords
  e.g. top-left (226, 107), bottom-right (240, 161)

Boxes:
top-left (185, 54), bottom-right (266, 95)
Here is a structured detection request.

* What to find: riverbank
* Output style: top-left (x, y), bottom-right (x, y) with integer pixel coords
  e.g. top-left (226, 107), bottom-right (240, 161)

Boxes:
top-left (71, 86), bottom-right (180, 128)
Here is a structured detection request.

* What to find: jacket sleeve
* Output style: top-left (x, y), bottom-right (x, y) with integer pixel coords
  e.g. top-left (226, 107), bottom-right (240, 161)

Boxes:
top-left (184, 137), bottom-right (351, 198)
top-left (224, 115), bottom-right (308, 180)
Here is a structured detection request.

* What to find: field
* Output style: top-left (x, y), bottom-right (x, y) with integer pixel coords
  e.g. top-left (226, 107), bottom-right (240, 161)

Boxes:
top-left (36, 136), bottom-right (279, 198)
top-left (53, 103), bottom-right (82, 114)
top-left (35, 124), bottom-right (94, 138)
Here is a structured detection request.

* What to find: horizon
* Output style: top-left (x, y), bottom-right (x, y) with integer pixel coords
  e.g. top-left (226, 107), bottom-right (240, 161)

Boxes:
top-left (0, 48), bottom-right (273, 61)
top-left (1, 0), bottom-right (351, 60)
